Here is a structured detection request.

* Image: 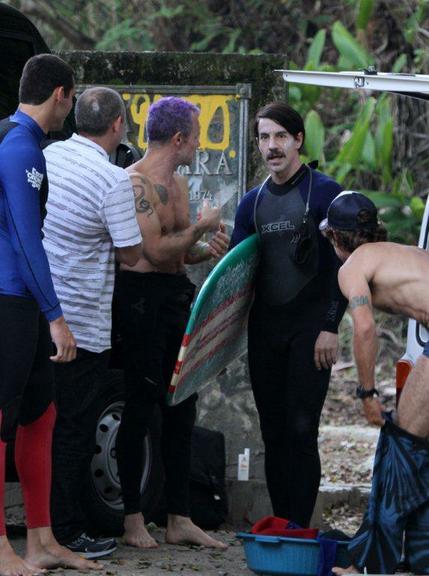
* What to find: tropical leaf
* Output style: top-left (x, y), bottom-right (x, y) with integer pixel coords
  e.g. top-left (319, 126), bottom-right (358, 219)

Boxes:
top-left (410, 196), bottom-right (425, 219)
top-left (365, 191), bottom-right (404, 209)
top-left (304, 110), bottom-right (325, 162)
top-left (335, 97), bottom-right (376, 168)
top-left (380, 118), bottom-right (393, 184)
top-left (392, 54), bottom-right (407, 73)
top-left (356, 0), bottom-right (374, 30)
top-left (306, 29), bottom-right (326, 68)
top-left (332, 21), bottom-right (373, 68)
top-left (361, 131), bottom-right (376, 171)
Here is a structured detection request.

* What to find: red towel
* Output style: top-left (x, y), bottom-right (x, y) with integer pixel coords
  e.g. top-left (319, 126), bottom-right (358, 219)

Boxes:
top-left (250, 515), bottom-right (319, 539)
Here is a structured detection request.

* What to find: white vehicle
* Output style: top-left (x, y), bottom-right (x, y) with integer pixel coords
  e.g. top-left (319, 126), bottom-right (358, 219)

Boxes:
top-left (278, 68), bottom-right (429, 401)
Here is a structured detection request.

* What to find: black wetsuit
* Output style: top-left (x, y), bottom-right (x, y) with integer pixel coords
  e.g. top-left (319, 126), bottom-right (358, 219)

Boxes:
top-left (230, 165), bottom-right (346, 527)
top-left (115, 271), bottom-right (197, 517)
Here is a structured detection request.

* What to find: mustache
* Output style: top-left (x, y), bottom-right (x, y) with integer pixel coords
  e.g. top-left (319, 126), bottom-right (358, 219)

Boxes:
top-left (266, 151), bottom-right (285, 160)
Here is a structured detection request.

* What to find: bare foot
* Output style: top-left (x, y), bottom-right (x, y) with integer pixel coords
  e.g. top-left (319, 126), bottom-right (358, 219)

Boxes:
top-left (122, 513), bottom-right (158, 549)
top-left (0, 538), bottom-right (44, 576)
top-left (332, 566), bottom-right (358, 575)
top-left (26, 531), bottom-right (102, 571)
top-left (166, 515), bottom-right (227, 549)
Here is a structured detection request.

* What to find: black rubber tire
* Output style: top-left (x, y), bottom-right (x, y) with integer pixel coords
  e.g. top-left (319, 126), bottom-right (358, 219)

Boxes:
top-left (81, 369), bottom-right (164, 536)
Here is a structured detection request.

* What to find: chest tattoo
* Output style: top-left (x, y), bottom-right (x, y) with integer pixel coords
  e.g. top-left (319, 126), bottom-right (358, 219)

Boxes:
top-left (155, 183), bottom-right (169, 205)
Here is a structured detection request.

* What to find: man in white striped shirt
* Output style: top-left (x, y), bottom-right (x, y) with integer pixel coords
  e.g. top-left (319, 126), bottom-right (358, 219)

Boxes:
top-left (43, 87), bottom-right (142, 559)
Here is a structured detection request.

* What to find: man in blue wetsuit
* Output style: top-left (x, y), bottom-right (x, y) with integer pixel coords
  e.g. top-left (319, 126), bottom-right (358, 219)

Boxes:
top-left (230, 102), bottom-right (347, 527)
top-left (0, 54), bottom-right (101, 574)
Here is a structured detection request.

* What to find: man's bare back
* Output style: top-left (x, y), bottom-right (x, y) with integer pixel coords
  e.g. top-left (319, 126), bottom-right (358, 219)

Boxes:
top-left (340, 241), bottom-right (429, 327)
top-left (337, 240), bottom-right (429, 437)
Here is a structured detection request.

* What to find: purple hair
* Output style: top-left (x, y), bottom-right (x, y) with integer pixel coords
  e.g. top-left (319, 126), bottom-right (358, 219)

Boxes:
top-left (147, 97), bottom-right (199, 143)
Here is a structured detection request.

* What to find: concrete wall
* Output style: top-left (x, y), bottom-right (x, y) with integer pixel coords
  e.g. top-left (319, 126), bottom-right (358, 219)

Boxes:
top-left (61, 50), bottom-right (286, 188)
top-left (60, 50), bottom-right (287, 496)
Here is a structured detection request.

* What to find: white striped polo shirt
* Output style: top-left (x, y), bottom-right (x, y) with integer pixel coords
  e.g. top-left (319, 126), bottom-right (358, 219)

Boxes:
top-left (43, 133), bottom-right (141, 353)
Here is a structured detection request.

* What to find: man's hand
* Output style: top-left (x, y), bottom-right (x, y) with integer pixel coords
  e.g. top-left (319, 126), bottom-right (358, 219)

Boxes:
top-left (208, 223), bottom-right (229, 259)
top-left (362, 396), bottom-right (384, 427)
top-left (314, 331), bottom-right (338, 370)
top-left (200, 199), bottom-right (221, 231)
top-left (49, 316), bottom-right (76, 363)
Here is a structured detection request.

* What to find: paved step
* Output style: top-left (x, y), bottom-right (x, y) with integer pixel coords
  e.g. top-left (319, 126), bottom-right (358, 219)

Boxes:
top-left (228, 425), bottom-right (379, 528)
top-left (5, 425), bottom-right (379, 530)
top-left (227, 478), bottom-right (370, 528)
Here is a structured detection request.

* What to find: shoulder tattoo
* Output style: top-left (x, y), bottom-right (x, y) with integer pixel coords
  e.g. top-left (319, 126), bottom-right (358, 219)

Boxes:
top-left (155, 183), bottom-right (168, 205)
top-left (132, 175), bottom-right (153, 215)
top-left (350, 295), bottom-right (370, 310)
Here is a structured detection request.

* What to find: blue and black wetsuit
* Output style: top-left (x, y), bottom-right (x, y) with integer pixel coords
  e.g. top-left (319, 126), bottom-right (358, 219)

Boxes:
top-left (0, 110), bottom-right (59, 440)
top-left (231, 164), bottom-right (347, 527)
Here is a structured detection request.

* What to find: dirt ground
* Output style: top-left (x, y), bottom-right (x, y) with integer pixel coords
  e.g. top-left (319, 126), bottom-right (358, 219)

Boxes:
top-left (6, 313), bottom-right (409, 574)
top-left (7, 528), bottom-right (249, 576)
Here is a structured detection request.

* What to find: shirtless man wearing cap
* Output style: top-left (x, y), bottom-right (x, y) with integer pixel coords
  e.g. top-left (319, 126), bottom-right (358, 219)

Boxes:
top-left (321, 190), bottom-right (429, 575)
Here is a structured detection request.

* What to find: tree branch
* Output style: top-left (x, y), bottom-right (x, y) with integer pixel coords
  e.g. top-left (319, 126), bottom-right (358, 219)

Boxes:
top-left (22, 2), bottom-right (96, 49)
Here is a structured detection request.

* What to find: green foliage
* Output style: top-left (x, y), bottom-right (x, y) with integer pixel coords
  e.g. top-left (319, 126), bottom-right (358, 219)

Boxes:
top-left (374, 96), bottom-right (393, 185)
top-left (6, 0), bottom-right (425, 243)
top-left (286, 8), bottom-right (425, 245)
top-left (403, 0), bottom-right (428, 43)
top-left (293, 31), bottom-right (327, 109)
top-left (304, 110), bottom-right (325, 162)
top-left (333, 98), bottom-right (376, 181)
top-left (331, 21), bottom-right (373, 68)
top-left (356, 0), bottom-right (375, 30)
top-left (366, 171), bottom-right (424, 244)
top-left (95, 19), bottom-right (151, 50)
top-left (306, 30), bottom-right (326, 69)
top-left (392, 54), bottom-right (407, 73)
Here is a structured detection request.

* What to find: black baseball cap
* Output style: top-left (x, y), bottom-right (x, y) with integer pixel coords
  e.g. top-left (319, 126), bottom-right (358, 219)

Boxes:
top-left (319, 191), bottom-right (378, 232)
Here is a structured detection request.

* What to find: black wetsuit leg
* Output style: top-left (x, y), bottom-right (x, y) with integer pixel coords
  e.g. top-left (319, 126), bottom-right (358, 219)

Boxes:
top-left (50, 348), bottom-right (110, 543)
top-left (248, 299), bottom-right (330, 527)
top-left (0, 294), bottom-right (54, 441)
top-left (115, 272), bottom-right (196, 517)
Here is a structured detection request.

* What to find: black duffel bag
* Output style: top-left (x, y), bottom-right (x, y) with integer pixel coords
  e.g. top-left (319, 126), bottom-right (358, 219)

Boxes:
top-left (189, 426), bottom-right (228, 529)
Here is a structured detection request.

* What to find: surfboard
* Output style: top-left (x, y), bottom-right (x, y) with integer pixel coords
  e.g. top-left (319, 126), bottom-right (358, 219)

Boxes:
top-left (277, 69), bottom-right (429, 101)
top-left (167, 233), bottom-right (260, 406)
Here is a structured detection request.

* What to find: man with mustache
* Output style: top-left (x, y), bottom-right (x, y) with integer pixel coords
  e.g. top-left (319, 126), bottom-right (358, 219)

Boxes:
top-left (230, 102), bottom-right (346, 527)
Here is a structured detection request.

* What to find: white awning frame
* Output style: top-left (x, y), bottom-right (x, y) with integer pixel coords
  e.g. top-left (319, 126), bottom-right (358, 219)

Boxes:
top-left (276, 69), bottom-right (429, 101)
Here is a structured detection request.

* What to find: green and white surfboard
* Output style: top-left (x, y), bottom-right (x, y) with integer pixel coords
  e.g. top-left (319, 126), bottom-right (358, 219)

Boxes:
top-left (167, 233), bottom-right (260, 406)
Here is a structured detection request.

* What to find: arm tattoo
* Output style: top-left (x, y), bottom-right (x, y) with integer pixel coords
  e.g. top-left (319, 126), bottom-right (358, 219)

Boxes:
top-left (155, 184), bottom-right (168, 205)
top-left (132, 176), bottom-right (153, 215)
top-left (350, 295), bottom-right (370, 310)
top-left (187, 241), bottom-right (208, 259)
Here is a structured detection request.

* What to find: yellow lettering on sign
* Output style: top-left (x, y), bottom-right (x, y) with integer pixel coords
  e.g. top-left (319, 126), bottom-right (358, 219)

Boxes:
top-left (122, 93), bottom-right (234, 151)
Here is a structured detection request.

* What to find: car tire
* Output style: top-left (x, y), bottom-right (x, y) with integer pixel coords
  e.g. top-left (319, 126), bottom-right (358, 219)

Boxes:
top-left (81, 369), bottom-right (164, 536)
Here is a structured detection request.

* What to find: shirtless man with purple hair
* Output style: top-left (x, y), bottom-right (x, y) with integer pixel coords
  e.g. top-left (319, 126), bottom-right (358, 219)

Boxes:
top-left (115, 97), bottom-right (228, 549)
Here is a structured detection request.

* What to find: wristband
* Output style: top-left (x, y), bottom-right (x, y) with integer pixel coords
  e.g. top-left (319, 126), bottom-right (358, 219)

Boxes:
top-left (356, 386), bottom-right (379, 400)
